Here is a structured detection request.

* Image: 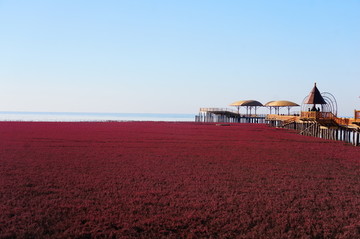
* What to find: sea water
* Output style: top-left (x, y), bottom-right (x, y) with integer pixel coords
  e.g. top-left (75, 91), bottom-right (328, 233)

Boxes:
top-left (0, 112), bottom-right (195, 122)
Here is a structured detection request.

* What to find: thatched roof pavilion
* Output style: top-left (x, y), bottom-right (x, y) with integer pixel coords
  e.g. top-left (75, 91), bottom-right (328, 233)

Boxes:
top-left (229, 100), bottom-right (263, 115)
top-left (264, 100), bottom-right (299, 115)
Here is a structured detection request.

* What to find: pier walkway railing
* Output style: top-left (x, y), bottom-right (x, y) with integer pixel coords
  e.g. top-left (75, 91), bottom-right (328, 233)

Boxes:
top-left (300, 111), bottom-right (336, 120)
top-left (196, 108), bottom-right (359, 146)
top-left (267, 111), bottom-right (360, 146)
top-left (355, 110), bottom-right (360, 122)
top-left (196, 108), bottom-right (266, 123)
top-left (300, 111), bottom-right (360, 127)
top-left (199, 108), bottom-right (238, 114)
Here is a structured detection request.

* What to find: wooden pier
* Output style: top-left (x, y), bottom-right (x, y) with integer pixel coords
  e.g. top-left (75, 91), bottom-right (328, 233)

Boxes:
top-left (196, 82), bottom-right (359, 147)
top-left (195, 108), bottom-right (266, 123)
top-left (266, 110), bottom-right (360, 146)
top-left (196, 108), bottom-right (360, 146)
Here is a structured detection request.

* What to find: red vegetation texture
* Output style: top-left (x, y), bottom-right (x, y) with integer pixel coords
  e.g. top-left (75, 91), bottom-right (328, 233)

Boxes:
top-left (0, 121), bottom-right (359, 238)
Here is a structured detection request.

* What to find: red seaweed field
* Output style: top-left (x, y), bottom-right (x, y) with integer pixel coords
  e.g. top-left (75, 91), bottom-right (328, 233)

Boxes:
top-left (0, 121), bottom-right (359, 238)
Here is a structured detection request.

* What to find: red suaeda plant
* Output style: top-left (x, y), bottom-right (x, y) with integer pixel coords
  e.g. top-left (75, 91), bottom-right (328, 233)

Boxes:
top-left (0, 121), bottom-right (359, 238)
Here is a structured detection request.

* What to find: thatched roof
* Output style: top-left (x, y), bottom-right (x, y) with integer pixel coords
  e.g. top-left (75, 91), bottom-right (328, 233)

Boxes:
top-left (229, 100), bottom-right (263, 107)
top-left (264, 100), bottom-right (299, 107)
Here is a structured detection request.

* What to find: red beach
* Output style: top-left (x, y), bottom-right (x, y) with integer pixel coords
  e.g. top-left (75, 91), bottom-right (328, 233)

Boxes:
top-left (1, 121), bottom-right (359, 238)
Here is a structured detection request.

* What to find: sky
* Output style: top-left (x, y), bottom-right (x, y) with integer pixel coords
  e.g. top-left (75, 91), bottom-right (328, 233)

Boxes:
top-left (0, 0), bottom-right (359, 116)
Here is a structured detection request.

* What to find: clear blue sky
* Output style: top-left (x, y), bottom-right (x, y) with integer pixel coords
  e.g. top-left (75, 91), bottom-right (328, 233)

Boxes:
top-left (1, 0), bottom-right (359, 116)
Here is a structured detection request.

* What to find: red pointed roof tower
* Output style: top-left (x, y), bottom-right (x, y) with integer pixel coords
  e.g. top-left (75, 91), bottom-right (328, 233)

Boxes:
top-left (304, 83), bottom-right (327, 105)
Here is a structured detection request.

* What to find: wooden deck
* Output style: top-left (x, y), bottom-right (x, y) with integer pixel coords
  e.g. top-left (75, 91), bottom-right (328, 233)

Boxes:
top-left (266, 111), bottom-right (360, 146)
top-left (196, 108), bottom-right (266, 123)
top-left (196, 107), bottom-right (360, 146)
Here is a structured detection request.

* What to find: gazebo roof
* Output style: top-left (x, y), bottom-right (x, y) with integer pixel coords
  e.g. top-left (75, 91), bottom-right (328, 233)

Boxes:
top-left (304, 83), bottom-right (327, 104)
top-left (264, 100), bottom-right (299, 107)
top-left (229, 100), bottom-right (263, 107)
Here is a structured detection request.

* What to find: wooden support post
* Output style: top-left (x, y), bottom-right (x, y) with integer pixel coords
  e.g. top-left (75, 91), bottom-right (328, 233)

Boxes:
top-left (353, 131), bottom-right (356, 146)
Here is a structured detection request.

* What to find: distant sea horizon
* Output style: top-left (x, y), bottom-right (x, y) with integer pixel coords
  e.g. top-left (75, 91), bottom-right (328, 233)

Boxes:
top-left (0, 111), bottom-right (196, 122)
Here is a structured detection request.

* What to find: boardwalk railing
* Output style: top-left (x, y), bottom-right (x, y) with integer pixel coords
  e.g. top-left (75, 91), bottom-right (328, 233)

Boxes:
top-left (267, 111), bottom-right (360, 146)
top-left (300, 111), bottom-right (336, 120)
top-left (334, 117), bottom-right (351, 126)
top-left (355, 110), bottom-right (360, 122)
top-left (196, 108), bottom-right (267, 123)
top-left (300, 111), bottom-right (360, 126)
top-left (199, 108), bottom-right (238, 113)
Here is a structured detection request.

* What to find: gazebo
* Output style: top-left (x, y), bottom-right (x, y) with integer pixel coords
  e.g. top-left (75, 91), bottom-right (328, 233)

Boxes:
top-left (264, 100), bottom-right (299, 115)
top-left (303, 83), bottom-right (327, 111)
top-left (229, 100), bottom-right (263, 115)
top-left (301, 83), bottom-right (338, 119)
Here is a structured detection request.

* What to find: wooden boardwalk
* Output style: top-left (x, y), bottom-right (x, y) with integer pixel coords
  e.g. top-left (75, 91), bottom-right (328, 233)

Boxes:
top-left (195, 108), bottom-right (267, 123)
top-left (196, 108), bottom-right (360, 146)
top-left (266, 111), bottom-right (360, 146)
